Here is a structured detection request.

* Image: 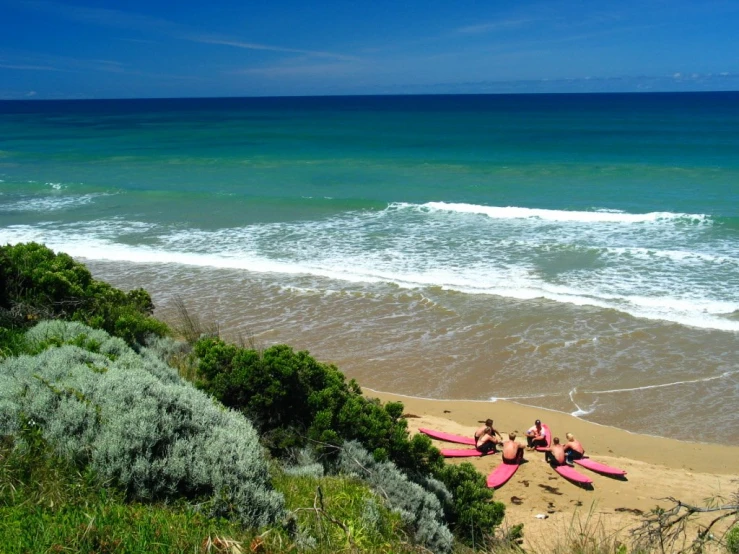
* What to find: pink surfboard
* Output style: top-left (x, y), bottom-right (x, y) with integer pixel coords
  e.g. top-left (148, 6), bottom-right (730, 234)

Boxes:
top-left (574, 457), bottom-right (627, 476)
top-left (486, 463), bottom-right (519, 488)
top-left (553, 464), bottom-right (593, 484)
top-left (441, 448), bottom-right (492, 457)
top-left (419, 428), bottom-right (476, 446)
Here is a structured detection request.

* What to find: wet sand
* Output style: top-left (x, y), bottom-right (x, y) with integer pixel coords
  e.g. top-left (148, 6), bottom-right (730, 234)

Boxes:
top-left (368, 389), bottom-right (739, 552)
top-left (84, 259), bottom-right (739, 445)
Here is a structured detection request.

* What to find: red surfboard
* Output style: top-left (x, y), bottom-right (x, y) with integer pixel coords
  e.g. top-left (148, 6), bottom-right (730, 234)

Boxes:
top-left (419, 428), bottom-right (476, 446)
top-left (574, 457), bottom-right (627, 476)
top-left (486, 463), bottom-right (519, 488)
top-left (553, 464), bottom-right (593, 484)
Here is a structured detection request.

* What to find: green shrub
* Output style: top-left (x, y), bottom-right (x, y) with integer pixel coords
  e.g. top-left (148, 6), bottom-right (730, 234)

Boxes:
top-left (338, 440), bottom-right (454, 554)
top-left (727, 525), bottom-right (739, 554)
top-left (192, 336), bottom-right (505, 546)
top-left (0, 242), bottom-right (168, 346)
top-left (0, 327), bottom-right (26, 360)
top-left (0, 433), bottom-right (255, 554)
top-left (273, 468), bottom-right (412, 552)
top-left (193, 337), bottom-right (444, 475)
top-left (0, 322), bottom-right (284, 528)
top-left (436, 462), bottom-right (505, 546)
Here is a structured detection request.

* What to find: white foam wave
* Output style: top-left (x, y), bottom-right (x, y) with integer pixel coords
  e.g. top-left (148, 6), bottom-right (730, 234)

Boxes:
top-left (410, 202), bottom-right (710, 224)
top-left (1, 200), bottom-right (737, 332)
top-left (0, 193), bottom-right (109, 213)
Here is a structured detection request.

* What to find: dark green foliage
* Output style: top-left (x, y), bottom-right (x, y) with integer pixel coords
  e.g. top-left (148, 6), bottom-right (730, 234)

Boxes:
top-left (0, 327), bottom-right (26, 359)
top-left (727, 525), bottom-right (739, 554)
top-left (192, 336), bottom-right (504, 547)
top-left (194, 337), bottom-right (444, 476)
top-left (0, 242), bottom-right (168, 346)
top-left (436, 462), bottom-right (505, 546)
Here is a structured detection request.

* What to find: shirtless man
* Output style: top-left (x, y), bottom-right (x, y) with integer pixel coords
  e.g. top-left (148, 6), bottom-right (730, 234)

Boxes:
top-left (543, 437), bottom-right (566, 466)
top-left (474, 418), bottom-right (502, 442)
top-left (563, 432), bottom-right (585, 464)
top-left (501, 432), bottom-right (526, 464)
top-left (525, 419), bottom-right (547, 449)
top-left (475, 426), bottom-right (499, 454)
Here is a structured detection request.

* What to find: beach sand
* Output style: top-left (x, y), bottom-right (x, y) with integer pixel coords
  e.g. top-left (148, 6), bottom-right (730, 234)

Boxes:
top-left (367, 389), bottom-right (739, 552)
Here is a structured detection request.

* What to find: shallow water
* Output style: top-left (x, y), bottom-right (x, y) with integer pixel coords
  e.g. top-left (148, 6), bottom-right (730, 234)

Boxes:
top-left (2, 93), bottom-right (738, 444)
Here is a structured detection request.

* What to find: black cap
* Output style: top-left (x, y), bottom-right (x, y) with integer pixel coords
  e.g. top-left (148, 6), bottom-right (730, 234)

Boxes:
top-left (535, 419), bottom-right (541, 425)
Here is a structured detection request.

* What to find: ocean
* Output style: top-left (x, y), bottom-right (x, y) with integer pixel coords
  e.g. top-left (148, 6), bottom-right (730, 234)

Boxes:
top-left (1, 93), bottom-right (738, 444)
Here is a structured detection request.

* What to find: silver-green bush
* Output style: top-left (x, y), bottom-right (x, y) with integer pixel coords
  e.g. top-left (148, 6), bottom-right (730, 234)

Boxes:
top-left (338, 440), bottom-right (453, 554)
top-left (0, 321), bottom-right (284, 528)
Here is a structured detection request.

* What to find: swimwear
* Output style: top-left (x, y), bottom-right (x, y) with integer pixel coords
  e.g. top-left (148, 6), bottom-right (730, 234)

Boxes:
top-left (476, 441), bottom-right (496, 454)
top-left (566, 450), bottom-right (584, 463)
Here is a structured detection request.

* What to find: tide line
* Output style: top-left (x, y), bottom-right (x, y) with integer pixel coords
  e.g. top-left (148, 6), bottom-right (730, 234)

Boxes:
top-left (578, 371), bottom-right (737, 395)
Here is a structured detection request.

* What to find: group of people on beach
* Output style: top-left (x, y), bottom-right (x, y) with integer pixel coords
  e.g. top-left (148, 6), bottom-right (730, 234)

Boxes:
top-left (474, 418), bottom-right (585, 466)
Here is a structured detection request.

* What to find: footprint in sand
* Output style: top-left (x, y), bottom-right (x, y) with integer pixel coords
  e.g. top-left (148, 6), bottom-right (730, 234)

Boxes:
top-left (538, 484), bottom-right (563, 495)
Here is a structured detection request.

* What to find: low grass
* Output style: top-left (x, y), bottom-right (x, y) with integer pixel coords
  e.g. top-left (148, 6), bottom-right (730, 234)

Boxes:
top-left (0, 434), bottom-right (427, 553)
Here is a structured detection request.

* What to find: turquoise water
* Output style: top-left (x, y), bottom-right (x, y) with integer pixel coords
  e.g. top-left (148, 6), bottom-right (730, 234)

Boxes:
top-left (2, 93), bottom-right (738, 443)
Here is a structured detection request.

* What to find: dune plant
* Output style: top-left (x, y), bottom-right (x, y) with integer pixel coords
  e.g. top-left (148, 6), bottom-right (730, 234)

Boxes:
top-left (191, 335), bottom-right (506, 546)
top-left (338, 440), bottom-right (454, 554)
top-left (727, 525), bottom-right (739, 554)
top-left (0, 321), bottom-right (284, 528)
top-left (193, 336), bottom-right (444, 474)
top-left (0, 242), bottom-right (168, 346)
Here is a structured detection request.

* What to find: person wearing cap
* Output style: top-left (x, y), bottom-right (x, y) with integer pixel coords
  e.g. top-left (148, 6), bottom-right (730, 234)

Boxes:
top-left (525, 419), bottom-right (547, 449)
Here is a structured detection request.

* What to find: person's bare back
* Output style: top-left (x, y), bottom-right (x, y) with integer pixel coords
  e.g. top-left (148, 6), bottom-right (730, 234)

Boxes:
top-left (565, 433), bottom-right (584, 455)
top-left (545, 437), bottom-right (566, 465)
top-left (502, 432), bottom-right (525, 464)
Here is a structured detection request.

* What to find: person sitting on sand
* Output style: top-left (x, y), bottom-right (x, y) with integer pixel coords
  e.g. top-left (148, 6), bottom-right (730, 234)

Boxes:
top-left (525, 419), bottom-right (547, 449)
top-left (542, 437), bottom-right (566, 466)
top-left (563, 432), bottom-right (585, 464)
top-left (475, 418), bottom-right (502, 442)
top-left (475, 426), bottom-right (500, 454)
top-left (502, 432), bottom-right (526, 465)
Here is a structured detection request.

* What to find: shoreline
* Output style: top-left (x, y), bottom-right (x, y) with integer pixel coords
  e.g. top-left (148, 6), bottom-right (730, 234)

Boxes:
top-left (366, 388), bottom-right (739, 474)
top-left (366, 389), bottom-right (739, 550)
top-left (364, 387), bottom-right (733, 450)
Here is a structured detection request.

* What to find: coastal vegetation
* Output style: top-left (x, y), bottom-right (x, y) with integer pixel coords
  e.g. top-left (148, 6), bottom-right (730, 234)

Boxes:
top-left (1, 241), bottom-right (737, 553)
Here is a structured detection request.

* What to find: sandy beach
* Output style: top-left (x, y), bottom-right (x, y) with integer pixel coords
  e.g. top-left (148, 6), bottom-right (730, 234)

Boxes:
top-left (367, 389), bottom-right (739, 552)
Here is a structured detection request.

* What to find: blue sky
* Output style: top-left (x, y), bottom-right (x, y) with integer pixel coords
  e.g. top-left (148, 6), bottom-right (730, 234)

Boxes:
top-left (1, 0), bottom-right (738, 99)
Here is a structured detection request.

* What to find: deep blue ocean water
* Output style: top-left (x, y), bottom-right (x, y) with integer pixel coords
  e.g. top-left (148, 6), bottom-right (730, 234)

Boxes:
top-left (2, 93), bottom-right (738, 442)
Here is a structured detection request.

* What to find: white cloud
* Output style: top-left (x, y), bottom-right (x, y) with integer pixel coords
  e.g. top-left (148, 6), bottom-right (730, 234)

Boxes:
top-left (192, 37), bottom-right (358, 62)
top-left (456, 19), bottom-right (532, 35)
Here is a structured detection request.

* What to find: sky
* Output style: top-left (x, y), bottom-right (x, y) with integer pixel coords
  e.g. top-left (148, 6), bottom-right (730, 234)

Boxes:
top-left (1, 0), bottom-right (738, 99)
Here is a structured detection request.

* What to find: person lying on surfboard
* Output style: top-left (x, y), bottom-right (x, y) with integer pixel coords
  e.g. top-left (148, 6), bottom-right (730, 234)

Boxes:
top-left (475, 426), bottom-right (500, 454)
top-left (541, 437), bottom-right (567, 466)
top-left (474, 418), bottom-right (502, 442)
top-left (525, 419), bottom-right (547, 449)
top-left (501, 432), bottom-right (526, 465)
top-left (563, 433), bottom-right (585, 464)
